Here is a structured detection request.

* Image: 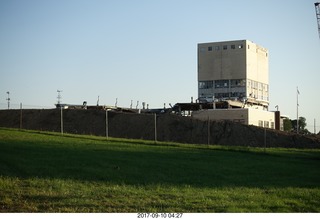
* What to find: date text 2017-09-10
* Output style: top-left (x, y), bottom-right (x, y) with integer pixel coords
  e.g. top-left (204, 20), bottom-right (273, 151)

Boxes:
top-left (137, 213), bottom-right (183, 218)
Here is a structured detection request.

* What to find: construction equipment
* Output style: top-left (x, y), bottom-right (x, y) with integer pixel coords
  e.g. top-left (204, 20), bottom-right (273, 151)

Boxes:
top-left (315, 2), bottom-right (320, 38)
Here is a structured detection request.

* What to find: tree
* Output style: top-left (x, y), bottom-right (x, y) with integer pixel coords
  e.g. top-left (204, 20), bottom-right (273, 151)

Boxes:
top-left (291, 117), bottom-right (309, 133)
top-left (283, 118), bottom-right (292, 131)
top-left (299, 117), bottom-right (307, 130)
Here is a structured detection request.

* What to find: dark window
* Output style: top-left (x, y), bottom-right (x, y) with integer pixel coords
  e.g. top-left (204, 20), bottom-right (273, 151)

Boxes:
top-left (231, 45), bottom-right (235, 49)
top-left (208, 46), bottom-right (212, 51)
top-left (238, 44), bottom-right (243, 49)
top-left (223, 45), bottom-right (228, 50)
top-left (215, 80), bottom-right (229, 88)
top-left (199, 81), bottom-right (214, 89)
top-left (231, 79), bottom-right (246, 87)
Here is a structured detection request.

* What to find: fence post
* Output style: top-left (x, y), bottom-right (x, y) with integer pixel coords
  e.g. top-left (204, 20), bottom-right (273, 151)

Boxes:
top-left (106, 110), bottom-right (109, 139)
top-left (207, 116), bottom-right (210, 146)
top-left (60, 107), bottom-right (64, 135)
top-left (20, 103), bottom-right (22, 129)
top-left (154, 113), bottom-right (157, 143)
top-left (264, 128), bottom-right (266, 152)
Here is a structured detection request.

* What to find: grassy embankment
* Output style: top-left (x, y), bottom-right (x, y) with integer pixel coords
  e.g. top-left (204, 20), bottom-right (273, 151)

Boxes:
top-left (0, 128), bottom-right (319, 212)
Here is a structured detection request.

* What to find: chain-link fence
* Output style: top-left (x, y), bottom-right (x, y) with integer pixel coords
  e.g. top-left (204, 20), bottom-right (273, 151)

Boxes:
top-left (0, 108), bottom-right (319, 148)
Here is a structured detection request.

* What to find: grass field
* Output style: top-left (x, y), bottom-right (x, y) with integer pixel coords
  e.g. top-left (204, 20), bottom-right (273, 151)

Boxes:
top-left (0, 128), bottom-right (319, 212)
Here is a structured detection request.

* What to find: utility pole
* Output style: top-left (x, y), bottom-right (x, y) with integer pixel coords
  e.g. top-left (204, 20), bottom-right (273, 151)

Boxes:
top-left (6, 91), bottom-right (10, 109)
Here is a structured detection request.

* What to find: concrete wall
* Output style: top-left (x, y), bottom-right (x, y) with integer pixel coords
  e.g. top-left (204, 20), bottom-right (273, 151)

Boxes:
top-left (192, 108), bottom-right (276, 129)
top-left (246, 41), bottom-right (269, 84)
top-left (192, 109), bottom-right (249, 124)
top-left (246, 41), bottom-right (269, 102)
top-left (198, 40), bottom-right (247, 81)
top-left (247, 108), bottom-right (275, 128)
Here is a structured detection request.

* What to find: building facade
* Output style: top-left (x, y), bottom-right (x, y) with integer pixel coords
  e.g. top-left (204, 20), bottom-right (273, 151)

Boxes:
top-left (192, 108), bottom-right (276, 129)
top-left (198, 40), bottom-right (269, 110)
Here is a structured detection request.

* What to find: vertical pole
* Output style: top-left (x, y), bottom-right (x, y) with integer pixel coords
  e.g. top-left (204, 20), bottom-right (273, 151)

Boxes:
top-left (61, 107), bottom-right (63, 135)
top-left (264, 128), bottom-right (267, 153)
top-left (207, 116), bottom-right (210, 146)
top-left (314, 119), bottom-right (316, 134)
top-left (106, 110), bottom-right (109, 139)
top-left (296, 87), bottom-right (299, 134)
top-left (20, 103), bottom-right (22, 129)
top-left (154, 113), bottom-right (157, 143)
top-left (6, 91), bottom-right (10, 110)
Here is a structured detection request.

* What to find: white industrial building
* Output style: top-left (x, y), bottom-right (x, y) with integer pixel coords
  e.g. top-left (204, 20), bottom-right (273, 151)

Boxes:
top-left (193, 40), bottom-right (281, 129)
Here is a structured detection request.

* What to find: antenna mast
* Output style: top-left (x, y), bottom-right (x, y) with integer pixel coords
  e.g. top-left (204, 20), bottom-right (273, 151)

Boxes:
top-left (315, 2), bottom-right (320, 38)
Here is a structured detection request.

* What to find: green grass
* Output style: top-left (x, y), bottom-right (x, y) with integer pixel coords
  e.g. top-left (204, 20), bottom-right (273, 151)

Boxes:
top-left (0, 128), bottom-right (319, 212)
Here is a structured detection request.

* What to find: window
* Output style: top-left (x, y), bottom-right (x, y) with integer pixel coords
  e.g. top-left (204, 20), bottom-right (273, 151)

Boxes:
top-left (271, 122), bottom-right (275, 129)
top-left (200, 47), bottom-right (206, 53)
top-left (231, 45), bottom-right (235, 49)
top-left (215, 46), bottom-right (220, 51)
top-left (215, 93), bottom-right (230, 98)
top-left (231, 79), bottom-right (245, 87)
top-left (223, 45), bottom-right (228, 50)
top-left (215, 80), bottom-right (229, 88)
top-left (199, 81), bottom-right (213, 89)
top-left (238, 44), bottom-right (243, 49)
top-left (230, 92), bottom-right (245, 98)
top-left (264, 121), bottom-right (269, 128)
top-left (208, 46), bottom-right (212, 51)
top-left (258, 120), bottom-right (263, 127)
top-left (248, 45), bottom-right (250, 49)
top-left (251, 81), bottom-right (258, 89)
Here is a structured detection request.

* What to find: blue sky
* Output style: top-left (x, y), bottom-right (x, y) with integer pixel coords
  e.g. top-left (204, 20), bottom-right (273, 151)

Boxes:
top-left (0, 0), bottom-right (319, 131)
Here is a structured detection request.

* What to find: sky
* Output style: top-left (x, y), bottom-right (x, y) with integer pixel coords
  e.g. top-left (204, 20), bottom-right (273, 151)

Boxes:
top-left (0, 0), bottom-right (319, 132)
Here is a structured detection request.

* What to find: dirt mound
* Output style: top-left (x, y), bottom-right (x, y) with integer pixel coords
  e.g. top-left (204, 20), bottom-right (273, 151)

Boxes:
top-left (0, 109), bottom-right (319, 149)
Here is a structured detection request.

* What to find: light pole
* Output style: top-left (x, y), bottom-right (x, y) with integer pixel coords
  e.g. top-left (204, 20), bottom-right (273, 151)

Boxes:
top-left (57, 90), bottom-right (62, 105)
top-left (6, 91), bottom-right (10, 109)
